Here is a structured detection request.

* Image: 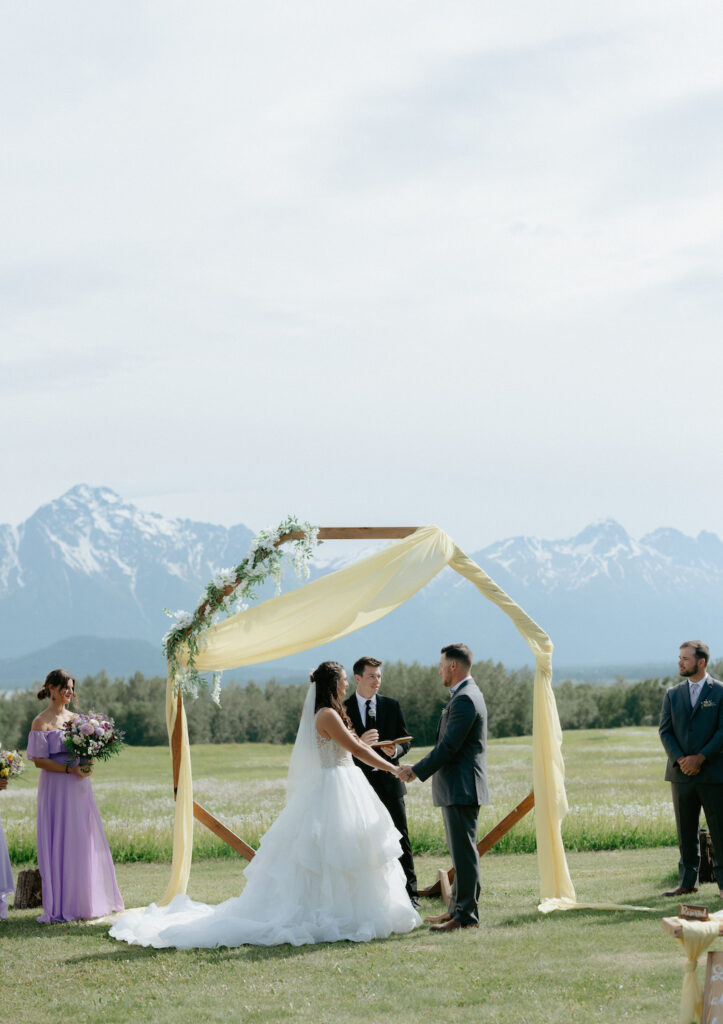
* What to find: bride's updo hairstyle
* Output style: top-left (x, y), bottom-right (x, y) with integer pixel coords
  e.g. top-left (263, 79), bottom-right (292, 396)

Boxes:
top-left (37, 668), bottom-right (76, 704)
top-left (312, 661), bottom-right (353, 730)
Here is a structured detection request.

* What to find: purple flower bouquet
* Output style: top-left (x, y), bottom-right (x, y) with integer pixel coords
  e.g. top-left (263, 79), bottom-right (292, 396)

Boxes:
top-left (62, 713), bottom-right (124, 763)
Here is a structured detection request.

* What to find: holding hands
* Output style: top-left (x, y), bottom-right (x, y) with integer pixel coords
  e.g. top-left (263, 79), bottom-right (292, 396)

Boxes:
top-left (397, 765), bottom-right (416, 783)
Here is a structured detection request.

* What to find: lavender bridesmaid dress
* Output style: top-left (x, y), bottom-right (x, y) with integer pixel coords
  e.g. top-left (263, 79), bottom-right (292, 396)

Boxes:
top-left (27, 730), bottom-right (124, 923)
top-left (0, 810), bottom-right (12, 920)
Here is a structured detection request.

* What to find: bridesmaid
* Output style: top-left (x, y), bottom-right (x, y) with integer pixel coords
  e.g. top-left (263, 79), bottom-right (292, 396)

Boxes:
top-left (0, 776), bottom-right (13, 919)
top-left (27, 668), bottom-right (124, 923)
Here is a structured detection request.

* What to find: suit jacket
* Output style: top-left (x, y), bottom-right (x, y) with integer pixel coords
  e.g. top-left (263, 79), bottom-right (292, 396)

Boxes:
top-left (344, 693), bottom-right (411, 799)
top-left (412, 678), bottom-right (488, 807)
top-left (659, 676), bottom-right (723, 784)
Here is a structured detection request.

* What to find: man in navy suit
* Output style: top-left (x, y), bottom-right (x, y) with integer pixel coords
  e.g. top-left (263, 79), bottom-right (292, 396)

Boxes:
top-left (344, 656), bottom-right (418, 906)
top-left (399, 643), bottom-right (487, 931)
top-left (659, 641), bottom-right (723, 896)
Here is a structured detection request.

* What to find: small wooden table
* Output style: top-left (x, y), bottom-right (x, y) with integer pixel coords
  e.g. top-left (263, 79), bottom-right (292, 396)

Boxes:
top-left (662, 917), bottom-right (723, 939)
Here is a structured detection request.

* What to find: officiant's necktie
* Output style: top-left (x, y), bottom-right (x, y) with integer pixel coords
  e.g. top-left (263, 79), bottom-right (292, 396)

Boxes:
top-left (365, 700), bottom-right (375, 729)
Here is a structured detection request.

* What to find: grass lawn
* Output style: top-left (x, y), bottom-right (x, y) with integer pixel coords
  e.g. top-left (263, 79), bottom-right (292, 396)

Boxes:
top-left (0, 727), bottom-right (710, 1021)
top-left (2, 727), bottom-right (680, 861)
top-left (0, 849), bottom-right (709, 1023)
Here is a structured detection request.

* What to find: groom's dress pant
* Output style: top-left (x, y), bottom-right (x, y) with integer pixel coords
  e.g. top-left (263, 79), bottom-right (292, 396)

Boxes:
top-left (672, 780), bottom-right (723, 889)
top-left (442, 803), bottom-right (480, 925)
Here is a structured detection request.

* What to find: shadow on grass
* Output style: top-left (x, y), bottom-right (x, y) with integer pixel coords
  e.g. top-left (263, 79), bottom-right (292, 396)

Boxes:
top-left (57, 920), bottom-right (418, 964)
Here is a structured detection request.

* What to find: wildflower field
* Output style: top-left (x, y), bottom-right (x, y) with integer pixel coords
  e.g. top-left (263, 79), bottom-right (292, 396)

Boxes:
top-left (2, 726), bottom-right (679, 865)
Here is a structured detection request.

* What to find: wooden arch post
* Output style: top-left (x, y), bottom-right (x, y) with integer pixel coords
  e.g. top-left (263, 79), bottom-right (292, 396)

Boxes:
top-left (169, 526), bottom-right (534, 877)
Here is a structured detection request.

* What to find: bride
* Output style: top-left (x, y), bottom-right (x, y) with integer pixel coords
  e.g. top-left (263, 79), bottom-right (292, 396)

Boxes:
top-left (110, 661), bottom-right (421, 948)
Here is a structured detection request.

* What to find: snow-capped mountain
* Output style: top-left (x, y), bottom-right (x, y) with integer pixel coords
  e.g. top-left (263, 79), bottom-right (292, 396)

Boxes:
top-left (477, 519), bottom-right (723, 592)
top-left (1, 486), bottom-right (721, 686)
top-left (0, 485), bottom-right (254, 656)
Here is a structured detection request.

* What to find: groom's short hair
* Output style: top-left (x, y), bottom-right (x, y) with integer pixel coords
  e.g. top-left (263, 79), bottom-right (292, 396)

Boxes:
top-left (353, 656), bottom-right (382, 676)
top-left (441, 643), bottom-right (473, 670)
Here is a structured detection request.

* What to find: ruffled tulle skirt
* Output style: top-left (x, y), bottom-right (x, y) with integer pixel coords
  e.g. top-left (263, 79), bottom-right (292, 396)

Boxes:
top-left (110, 762), bottom-right (420, 948)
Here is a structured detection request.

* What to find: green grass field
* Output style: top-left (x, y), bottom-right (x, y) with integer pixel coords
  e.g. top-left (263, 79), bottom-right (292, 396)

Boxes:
top-left (2, 727), bottom-right (679, 862)
top-left (0, 727), bottom-right (713, 1023)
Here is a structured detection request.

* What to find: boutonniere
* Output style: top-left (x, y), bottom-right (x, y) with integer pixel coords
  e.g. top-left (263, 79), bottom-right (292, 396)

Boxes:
top-left (701, 699), bottom-right (715, 708)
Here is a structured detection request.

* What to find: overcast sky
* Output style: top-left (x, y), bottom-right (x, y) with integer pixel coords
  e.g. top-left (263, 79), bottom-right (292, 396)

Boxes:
top-left (2, 1), bottom-right (722, 550)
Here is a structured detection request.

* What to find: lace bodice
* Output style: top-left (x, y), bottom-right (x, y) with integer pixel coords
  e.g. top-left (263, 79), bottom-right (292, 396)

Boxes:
top-left (316, 733), bottom-right (354, 769)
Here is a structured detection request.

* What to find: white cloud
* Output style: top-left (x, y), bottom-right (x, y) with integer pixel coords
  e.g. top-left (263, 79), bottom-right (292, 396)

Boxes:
top-left (2, 1), bottom-right (722, 547)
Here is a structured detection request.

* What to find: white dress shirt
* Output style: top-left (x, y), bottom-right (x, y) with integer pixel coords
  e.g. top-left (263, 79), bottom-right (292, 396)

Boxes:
top-left (355, 692), bottom-right (377, 726)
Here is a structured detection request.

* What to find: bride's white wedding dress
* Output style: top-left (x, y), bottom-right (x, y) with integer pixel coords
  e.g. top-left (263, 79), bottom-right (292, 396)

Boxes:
top-left (110, 693), bottom-right (420, 949)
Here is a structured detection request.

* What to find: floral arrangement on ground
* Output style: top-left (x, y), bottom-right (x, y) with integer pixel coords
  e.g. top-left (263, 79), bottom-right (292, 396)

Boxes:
top-left (163, 515), bottom-right (319, 701)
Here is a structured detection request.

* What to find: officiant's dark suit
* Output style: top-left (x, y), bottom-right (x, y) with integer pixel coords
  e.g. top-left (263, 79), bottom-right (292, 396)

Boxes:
top-left (344, 665), bottom-right (418, 902)
top-left (411, 644), bottom-right (487, 928)
top-left (659, 641), bottom-right (723, 894)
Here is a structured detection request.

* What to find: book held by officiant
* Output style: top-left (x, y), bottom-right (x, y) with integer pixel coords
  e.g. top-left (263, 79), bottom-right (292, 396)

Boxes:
top-left (369, 736), bottom-right (412, 748)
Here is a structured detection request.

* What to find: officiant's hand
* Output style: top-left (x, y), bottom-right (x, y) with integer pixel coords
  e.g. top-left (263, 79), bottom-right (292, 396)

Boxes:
top-left (360, 729), bottom-right (379, 746)
top-left (380, 743), bottom-right (397, 757)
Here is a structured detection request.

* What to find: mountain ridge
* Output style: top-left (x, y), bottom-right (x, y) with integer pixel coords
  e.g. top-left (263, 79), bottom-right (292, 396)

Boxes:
top-left (1, 485), bottom-right (721, 686)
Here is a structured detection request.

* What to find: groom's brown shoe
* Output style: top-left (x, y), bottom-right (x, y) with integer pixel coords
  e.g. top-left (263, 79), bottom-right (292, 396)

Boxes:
top-left (662, 885), bottom-right (698, 897)
top-left (424, 912), bottom-right (452, 924)
top-left (429, 918), bottom-right (479, 932)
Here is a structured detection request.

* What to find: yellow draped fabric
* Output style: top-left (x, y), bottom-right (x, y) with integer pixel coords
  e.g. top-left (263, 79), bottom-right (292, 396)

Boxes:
top-left (161, 525), bottom-right (576, 908)
top-left (674, 919), bottom-right (722, 1024)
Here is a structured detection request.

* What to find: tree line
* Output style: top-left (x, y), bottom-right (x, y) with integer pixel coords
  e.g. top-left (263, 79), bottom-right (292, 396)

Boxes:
top-left (3, 657), bottom-right (720, 751)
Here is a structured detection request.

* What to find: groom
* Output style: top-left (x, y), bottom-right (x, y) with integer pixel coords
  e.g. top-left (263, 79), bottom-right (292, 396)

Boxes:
top-left (344, 656), bottom-right (419, 906)
top-left (399, 643), bottom-right (487, 931)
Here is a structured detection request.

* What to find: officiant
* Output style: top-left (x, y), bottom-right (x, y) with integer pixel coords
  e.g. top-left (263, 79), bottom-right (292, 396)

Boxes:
top-left (345, 656), bottom-right (419, 907)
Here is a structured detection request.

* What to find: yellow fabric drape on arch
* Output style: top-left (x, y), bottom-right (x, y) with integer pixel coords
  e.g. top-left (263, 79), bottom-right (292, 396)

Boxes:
top-left (162, 524), bottom-right (576, 908)
top-left (675, 919), bottom-right (722, 1024)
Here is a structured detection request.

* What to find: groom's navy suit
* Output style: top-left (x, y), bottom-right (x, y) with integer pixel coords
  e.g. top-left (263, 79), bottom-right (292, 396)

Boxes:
top-left (413, 678), bottom-right (487, 925)
top-left (659, 675), bottom-right (723, 889)
top-left (344, 693), bottom-right (418, 900)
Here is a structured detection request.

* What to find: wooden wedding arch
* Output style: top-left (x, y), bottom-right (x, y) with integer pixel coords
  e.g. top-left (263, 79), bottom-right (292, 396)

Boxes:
top-left (169, 527), bottom-right (535, 892)
top-left (163, 524), bottom-right (576, 910)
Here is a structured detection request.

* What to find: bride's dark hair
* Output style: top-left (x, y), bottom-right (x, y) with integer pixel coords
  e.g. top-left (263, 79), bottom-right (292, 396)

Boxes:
top-left (312, 661), bottom-right (353, 730)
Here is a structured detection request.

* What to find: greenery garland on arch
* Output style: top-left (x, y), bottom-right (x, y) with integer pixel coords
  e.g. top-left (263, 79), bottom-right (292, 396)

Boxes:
top-left (163, 516), bottom-right (319, 701)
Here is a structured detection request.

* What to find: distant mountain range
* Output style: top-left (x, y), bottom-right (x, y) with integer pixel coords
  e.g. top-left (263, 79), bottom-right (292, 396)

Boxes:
top-left (1, 485), bottom-right (721, 689)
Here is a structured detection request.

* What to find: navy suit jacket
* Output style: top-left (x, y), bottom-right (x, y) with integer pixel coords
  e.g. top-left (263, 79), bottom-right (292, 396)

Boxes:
top-left (344, 693), bottom-right (410, 798)
top-left (412, 678), bottom-right (488, 807)
top-left (659, 676), bottom-right (723, 784)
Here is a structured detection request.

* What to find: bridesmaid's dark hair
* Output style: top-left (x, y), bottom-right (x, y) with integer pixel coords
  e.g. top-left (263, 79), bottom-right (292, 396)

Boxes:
top-left (37, 668), bottom-right (77, 704)
top-left (312, 661), bottom-right (353, 730)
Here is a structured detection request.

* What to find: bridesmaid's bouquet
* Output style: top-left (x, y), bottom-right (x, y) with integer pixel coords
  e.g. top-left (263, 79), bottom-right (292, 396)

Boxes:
top-left (0, 748), bottom-right (25, 778)
top-left (62, 713), bottom-right (125, 762)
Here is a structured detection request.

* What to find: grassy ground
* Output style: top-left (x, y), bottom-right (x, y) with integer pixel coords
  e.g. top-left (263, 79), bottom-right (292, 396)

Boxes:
top-left (2, 727), bottom-right (679, 861)
top-left (0, 849), bottom-right (712, 1024)
top-left (0, 728), bottom-right (714, 1022)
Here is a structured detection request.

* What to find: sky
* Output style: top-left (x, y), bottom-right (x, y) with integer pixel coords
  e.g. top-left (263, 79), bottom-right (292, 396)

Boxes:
top-left (2, 1), bottom-right (722, 551)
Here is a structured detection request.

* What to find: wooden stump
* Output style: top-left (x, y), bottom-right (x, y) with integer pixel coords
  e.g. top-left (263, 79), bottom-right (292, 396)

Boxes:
top-left (14, 868), bottom-right (42, 909)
